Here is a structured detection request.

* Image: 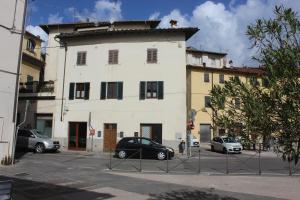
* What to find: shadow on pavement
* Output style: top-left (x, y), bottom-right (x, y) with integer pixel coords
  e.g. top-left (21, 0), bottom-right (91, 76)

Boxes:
top-left (0, 176), bottom-right (114, 200)
top-left (149, 189), bottom-right (238, 200)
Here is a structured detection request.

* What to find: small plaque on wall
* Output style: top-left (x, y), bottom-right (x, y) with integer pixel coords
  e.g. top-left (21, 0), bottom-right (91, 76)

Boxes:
top-left (134, 132), bottom-right (138, 137)
top-left (119, 131), bottom-right (124, 138)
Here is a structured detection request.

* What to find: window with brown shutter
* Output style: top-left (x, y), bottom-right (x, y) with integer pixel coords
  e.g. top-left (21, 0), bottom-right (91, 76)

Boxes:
top-left (108, 50), bottom-right (118, 64)
top-left (147, 48), bottom-right (157, 63)
top-left (77, 51), bottom-right (87, 65)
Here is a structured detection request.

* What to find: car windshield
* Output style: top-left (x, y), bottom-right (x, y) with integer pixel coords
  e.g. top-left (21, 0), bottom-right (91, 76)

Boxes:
top-left (223, 137), bottom-right (236, 143)
top-left (32, 130), bottom-right (49, 139)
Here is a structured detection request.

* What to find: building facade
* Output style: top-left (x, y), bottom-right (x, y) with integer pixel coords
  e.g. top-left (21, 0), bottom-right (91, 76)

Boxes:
top-left (22, 21), bottom-right (198, 151)
top-left (186, 48), bottom-right (264, 143)
top-left (0, 0), bottom-right (26, 162)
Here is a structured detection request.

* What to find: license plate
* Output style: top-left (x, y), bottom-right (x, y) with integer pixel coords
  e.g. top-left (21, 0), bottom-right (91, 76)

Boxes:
top-left (234, 148), bottom-right (240, 151)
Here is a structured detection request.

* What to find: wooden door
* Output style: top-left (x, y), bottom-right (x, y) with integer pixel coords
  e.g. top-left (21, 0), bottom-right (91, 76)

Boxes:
top-left (103, 123), bottom-right (117, 152)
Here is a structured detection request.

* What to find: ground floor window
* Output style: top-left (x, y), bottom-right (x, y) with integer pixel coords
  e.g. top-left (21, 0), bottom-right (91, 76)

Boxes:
top-left (140, 123), bottom-right (162, 144)
top-left (36, 114), bottom-right (53, 138)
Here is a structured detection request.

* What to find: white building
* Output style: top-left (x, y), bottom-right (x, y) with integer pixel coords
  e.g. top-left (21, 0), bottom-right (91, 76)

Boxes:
top-left (0, 0), bottom-right (26, 162)
top-left (18, 21), bottom-right (198, 151)
top-left (186, 46), bottom-right (229, 68)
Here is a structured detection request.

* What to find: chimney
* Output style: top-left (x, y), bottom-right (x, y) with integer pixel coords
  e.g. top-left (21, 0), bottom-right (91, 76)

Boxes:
top-left (229, 60), bottom-right (234, 68)
top-left (170, 19), bottom-right (178, 28)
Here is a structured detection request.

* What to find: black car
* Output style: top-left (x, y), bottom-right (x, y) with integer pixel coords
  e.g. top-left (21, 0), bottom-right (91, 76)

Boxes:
top-left (115, 137), bottom-right (174, 160)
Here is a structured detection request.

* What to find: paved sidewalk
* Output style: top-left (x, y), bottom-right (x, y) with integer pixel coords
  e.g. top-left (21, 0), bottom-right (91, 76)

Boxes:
top-left (109, 172), bottom-right (300, 200)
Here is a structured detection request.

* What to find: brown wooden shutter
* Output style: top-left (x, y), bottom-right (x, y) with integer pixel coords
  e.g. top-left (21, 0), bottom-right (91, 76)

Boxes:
top-left (147, 49), bottom-right (157, 63)
top-left (152, 49), bottom-right (157, 63)
top-left (109, 50), bottom-right (118, 64)
top-left (77, 52), bottom-right (86, 65)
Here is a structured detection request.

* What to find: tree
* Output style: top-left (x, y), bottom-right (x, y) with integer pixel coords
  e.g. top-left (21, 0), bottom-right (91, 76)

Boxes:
top-left (247, 5), bottom-right (300, 165)
top-left (211, 5), bottom-right (300, 166)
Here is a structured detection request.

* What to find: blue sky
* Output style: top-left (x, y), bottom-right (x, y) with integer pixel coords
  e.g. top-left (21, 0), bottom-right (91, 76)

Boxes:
top-left (27, 0), bottom-right (247, 25)
top-left (26, 0), bottom-right (300, 66)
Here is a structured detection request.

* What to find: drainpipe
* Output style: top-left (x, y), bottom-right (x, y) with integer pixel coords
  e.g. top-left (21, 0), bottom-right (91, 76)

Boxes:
top-left (60, 42), bottom-right (68, 121)
top-left (12, 100), bottom-right (29, 164)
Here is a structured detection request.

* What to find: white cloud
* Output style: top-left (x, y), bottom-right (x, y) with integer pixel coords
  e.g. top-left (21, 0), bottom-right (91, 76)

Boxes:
top-left (25, 25), bottom-right (48, 54)
top-left (48, 13), bottom-right (63, 24)
top-left (149, 12), bottom-right (160, 20)
top-left (159, 9), bottom-right (190, 28)
top-left (158, 0), bottom-right (300, 66)
top-left (68, 0), bottom-right (122, 22)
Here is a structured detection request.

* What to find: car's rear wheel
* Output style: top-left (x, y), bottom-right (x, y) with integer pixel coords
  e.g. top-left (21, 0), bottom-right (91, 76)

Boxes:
top-left (157, 151), bottom-right (166, 160)
top-left (35, 143), bottom-right (45, 153)
top-left (118, 150), bottom-right (126, 159)
top-left (211, 145), bottom-right (215, 152)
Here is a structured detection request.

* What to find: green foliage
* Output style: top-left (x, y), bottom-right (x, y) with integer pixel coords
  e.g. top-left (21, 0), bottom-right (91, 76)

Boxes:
top-left (211, 5), bottom-right (300, 165)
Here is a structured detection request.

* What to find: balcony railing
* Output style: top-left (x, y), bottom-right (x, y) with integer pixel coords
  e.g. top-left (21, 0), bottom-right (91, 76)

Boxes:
top-left (19, 81), bottom-right (54, 93)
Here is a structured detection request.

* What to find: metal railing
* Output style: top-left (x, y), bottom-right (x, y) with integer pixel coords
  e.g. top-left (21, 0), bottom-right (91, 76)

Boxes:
top-left (19, 81), bottom-right (54, 93)
top-left (107, 145), bottom-right (300, 176)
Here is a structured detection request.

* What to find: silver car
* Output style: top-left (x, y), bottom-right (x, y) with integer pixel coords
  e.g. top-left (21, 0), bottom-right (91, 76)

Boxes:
top-left (16, 129), bottom-right (60, 153)
top-left (211, 136), bottom-right (242, 153)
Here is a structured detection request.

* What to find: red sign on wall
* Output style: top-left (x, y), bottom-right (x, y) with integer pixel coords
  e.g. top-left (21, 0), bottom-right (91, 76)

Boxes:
top-left (89, 129), bottom-right (95, 136)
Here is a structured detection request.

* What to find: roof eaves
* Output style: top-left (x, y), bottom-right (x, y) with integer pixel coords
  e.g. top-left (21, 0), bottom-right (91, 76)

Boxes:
top-left (56, 27), bottom-right (199, 41)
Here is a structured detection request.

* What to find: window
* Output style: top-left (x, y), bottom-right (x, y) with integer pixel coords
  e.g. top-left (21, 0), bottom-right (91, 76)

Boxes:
top-left (107, 82), bottom-right (118, 99)
top-left (262, 78), bottom-right (269, 87)
top-left (219, 128), bottom-right (226, 136)
top-left (219, 74), bottom-right (224, 84)
top-left (146, 82), bottom-right (157, 98)
top-left (77, 51), bottom-right (87, 65)
top-left (27, 75), bottom-right (33, 82)
top-left (235, 98), bottom-right (241, 109)
top-left (140, 139), bottom-right (151, 145)
top-left (250, 77), bottom-right (259, 86)
top-left (211, 58), bottom-right (216, 67)
top-left (147, 48), bottom-right (157, 63)
top-left (69, 82), bottom-right (90, 100)
top-left (139, 81), bottom-right (164, 100)
top-left (204, 73), bottom-right (210, 83)
top-left (26, 39), bottom-right (35, 52)
top-left (100, 82), bottom-right (123, 100)
top-left (234, 76), bottom-right (240, 81)
top-left (108, 50), bottom-right (118, 64)
top-left (205, 96), bottom-right (211, 108)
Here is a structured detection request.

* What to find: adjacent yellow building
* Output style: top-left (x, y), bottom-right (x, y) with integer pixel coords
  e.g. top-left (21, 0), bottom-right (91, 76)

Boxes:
top-left (186, 47), bottom-right (264, 143)
top-left (19, 31), bottom-right (45, 92)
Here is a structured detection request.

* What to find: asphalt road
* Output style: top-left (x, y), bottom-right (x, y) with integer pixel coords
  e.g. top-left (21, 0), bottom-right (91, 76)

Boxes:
top-left (0, 148), bottom-right (299, 200)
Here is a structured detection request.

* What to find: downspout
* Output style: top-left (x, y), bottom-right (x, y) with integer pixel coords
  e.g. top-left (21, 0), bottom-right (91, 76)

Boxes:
top-left (211, 72), bottom-right (215, 137)
top-left (11, 0), bottom-right (28, 164)
top-left (60, 41), bottom-right (68, 121)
